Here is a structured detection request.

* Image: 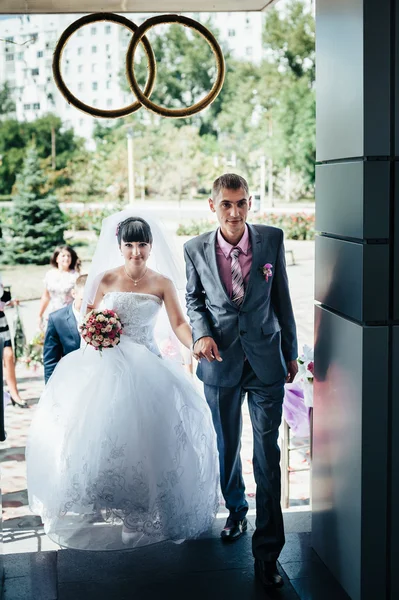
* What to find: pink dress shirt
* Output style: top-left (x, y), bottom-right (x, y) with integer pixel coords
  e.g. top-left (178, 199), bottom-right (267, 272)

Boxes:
top-left (216, 225), bottom-right (253, 298)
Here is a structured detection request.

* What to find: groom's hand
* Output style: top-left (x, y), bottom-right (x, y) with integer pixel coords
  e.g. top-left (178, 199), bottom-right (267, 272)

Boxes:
top-left (193, 337), bottom-right (223, 363)
top-left (286, 360), bottom-right (298, 383)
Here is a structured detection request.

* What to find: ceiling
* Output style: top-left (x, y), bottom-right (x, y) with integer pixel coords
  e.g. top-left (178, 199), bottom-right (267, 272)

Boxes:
top-left (0, 0), bottom-right (279, 13)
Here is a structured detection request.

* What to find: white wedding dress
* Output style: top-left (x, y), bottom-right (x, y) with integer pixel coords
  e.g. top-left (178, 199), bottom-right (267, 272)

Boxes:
top-left (26, 292), bottom-right (220, 551)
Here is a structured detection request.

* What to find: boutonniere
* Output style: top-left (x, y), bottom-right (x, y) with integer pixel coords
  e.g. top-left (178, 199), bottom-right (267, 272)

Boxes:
top-left (260, 263), bottom-right (273, 282)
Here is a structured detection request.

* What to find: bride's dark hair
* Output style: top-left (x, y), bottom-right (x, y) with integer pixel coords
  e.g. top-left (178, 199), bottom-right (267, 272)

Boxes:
top-left (117, 217), bottom-right (153, 246)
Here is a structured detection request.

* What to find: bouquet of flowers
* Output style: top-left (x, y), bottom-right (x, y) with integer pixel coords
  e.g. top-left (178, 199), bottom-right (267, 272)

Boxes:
top-left (80, 309), bottom-right (123, 353)
top-left (23, 330), bottom-right (45, 370)
top-left (295, 344), bottom-right (314, 407)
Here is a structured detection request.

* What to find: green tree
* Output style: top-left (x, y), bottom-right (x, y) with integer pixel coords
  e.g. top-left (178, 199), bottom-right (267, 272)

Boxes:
top-left (0, 113), bottom-right (84, 195)
top-left (2, 143), bottom-right (65, 265)
top-left (262, 0), bottom-right (315, 190)
top-left (0, 82), bottom-right (15, 116)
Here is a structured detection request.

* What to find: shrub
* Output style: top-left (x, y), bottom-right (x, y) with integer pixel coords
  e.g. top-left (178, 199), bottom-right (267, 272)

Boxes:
top-left (176, 212), bottom-right (315, 240)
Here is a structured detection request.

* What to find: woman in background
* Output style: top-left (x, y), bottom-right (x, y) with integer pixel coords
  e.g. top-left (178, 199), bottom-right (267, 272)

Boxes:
top-left (38, 245), bottom-right (80, 329)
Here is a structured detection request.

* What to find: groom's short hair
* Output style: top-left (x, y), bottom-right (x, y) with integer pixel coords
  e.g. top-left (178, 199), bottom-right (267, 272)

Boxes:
top-left (212, 173), bottom-right (249, 200)
top-left (74, 274), bottom-right (88, 291)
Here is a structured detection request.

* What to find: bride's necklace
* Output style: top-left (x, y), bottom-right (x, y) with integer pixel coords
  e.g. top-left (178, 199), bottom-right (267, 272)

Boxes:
top-left (124, 265), bottom-right (148, 286)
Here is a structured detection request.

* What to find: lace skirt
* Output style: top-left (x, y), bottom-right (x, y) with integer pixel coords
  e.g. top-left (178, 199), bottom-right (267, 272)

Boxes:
top-left (26, 336), bottom-right (220, 551)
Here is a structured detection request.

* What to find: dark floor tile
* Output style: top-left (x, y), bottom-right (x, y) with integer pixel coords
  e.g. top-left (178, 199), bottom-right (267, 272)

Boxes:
top-left (4, 551), bottom-right (56, 580)
top-left (57, 535), bottom-right (255, 583)
top-left (290, 571), bottom-right (351, 600)
top-left (279, 533), bottom-right (317, 565)
top-left (4, 577), bottom-right (33, 600)
top-left (281, 559), bottom-right (332, 581)
top-left (4, 552), bottom-right (57, 600)
top-left (58, 567), bottom-right (299, 600)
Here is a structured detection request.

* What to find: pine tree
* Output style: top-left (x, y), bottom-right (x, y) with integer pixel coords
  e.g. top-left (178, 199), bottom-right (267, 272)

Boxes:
top-left (3, 143), bottom-right (65, 265)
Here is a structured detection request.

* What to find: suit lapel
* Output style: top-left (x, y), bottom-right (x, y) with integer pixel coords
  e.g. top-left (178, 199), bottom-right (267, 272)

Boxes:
top-left (242, 224), bottom-right (262, 305)
top-left (66, 304), bottom-right (80, 346)
top-left (204, 230), bottom-right (236, 308)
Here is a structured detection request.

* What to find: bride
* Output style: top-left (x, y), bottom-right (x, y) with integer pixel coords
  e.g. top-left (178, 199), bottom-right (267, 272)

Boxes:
top-left (26, 211), bottom-right (220, 551)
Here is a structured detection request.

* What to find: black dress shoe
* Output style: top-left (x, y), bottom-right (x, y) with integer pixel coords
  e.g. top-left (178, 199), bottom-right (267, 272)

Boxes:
top-left (220, 516), bottom-right (248, 542)
top-left (254, 559), bottom-right (284, 588)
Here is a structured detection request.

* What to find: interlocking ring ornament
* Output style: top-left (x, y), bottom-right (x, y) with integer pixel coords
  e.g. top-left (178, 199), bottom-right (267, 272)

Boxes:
top-left (125, 14), bottom-right (226, 118)
top-left (52, 13), bottom-right (156, 119)
top-left (52, 13), bottom-right (225, 120)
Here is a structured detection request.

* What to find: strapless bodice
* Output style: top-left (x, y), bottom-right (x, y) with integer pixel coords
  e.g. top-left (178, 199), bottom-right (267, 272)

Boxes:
top-left (100, 291), bottom-right (162, 355)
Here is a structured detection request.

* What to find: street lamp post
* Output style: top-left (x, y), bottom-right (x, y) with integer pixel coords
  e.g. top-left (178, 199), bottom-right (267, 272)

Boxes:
top-left (126, 128), bottom-right (135, 204)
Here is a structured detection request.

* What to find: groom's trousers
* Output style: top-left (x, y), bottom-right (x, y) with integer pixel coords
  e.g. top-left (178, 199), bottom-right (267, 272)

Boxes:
top-left (204, 360), bottom-right (285, 562)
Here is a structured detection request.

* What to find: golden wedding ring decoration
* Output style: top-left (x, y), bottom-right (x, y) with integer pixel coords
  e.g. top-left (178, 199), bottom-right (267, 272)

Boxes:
top-left (52, 13), bottom-right (226, 119)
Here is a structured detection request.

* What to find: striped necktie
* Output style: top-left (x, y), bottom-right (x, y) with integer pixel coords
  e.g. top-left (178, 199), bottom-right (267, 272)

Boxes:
top-left (231, 247), bottom-right (245, 306)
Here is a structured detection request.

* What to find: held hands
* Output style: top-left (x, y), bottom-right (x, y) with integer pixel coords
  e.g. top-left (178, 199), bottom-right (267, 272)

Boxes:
top-left (286, 359), bottom-right (298, 384)
top-left (193, 337), bottom-right (223, 363)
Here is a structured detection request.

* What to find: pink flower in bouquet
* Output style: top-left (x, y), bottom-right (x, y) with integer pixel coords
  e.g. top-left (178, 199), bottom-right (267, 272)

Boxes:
top-left (307, 361), bottom-right (314, 375)
top-left (80, 309), bottom-right (123, 353)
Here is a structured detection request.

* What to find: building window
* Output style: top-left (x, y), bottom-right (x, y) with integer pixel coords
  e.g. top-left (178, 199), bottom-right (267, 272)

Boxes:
top-left (6, 54), bottom-right (14, 62)
top-left (78, 82), bottom-right (84, 91)
top-left (105, 25), bottom-right (111, 34)
top-left (5, 36), bottom-right (14, 42)
top-left (23, 104), bottom-right (31, 110)
top-left (92, 82), bottom-right (98, 90)
top-left (78, 47), bottom-right (83, 55)
top-left (78, 64), bottom-right (83, 73)
top-left (92, 64), bottom-right (98, 73)
top-left (246, 47), bottom-right (253, 56)
top-left (246, 17), bottom-right (251, 26)
top-left (93, 99), bottom-right (98, 107)
top-left (37, 51), bottom-right (43, 58)
top-left (91, 26), bottom-right (97, 35)
top-left (92, 46), bottom-right (97, 54)
top-left (106, 80), bottom-right (111, 89)
top-left (78, 30), bottom-right (83, 37)
top-left (106, 44), bottom-right (110, 52)
top-left (17, 52), bottom-right (24, 60)
top-left (31, 68), bottom-right (39, 75)
top-left (228, 29), bottom-right (236, 37)
top-left (106, 61), bottom-right (112, 71)
top-left (106, 98), bottom-right (112, 107)
top-left (33, 103), bottom-right (40, 109)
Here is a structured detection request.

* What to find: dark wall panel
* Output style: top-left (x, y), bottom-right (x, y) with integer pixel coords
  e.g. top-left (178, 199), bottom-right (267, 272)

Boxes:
top-left (316, 0), bottom-right (363, 162)
top-left (316, 161), bottom-right (390, 239)
top-left (363, 0), bottom-right (391, 156)
top-left (312, 306), bottom-right (363, 600)
top-left (391, 327), bottom-right (399, 600)
top-left (315, 236), bottom-right (389, 322)
top-left (394, 164), bottom-right (399, 321)
top-left (313, 306), bottom-right (389, 600)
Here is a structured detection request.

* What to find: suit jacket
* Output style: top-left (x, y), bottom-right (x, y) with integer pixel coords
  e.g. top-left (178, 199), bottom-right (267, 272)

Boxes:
top-left (184, 224), bottom-right (298, 387)
top-left (43, 303), bottom-right (81, 383)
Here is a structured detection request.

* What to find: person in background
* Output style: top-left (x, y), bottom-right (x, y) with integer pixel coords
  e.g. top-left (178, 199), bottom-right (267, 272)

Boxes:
top-left (38, 245), bottom-right (81, 330)
top-left (0, 274), bottom-right (27, 408)
top-left (43, 274), bottom-right (87, 383)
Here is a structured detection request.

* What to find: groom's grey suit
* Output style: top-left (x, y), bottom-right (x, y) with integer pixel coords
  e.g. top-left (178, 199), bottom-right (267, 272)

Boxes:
top-left (184, 223), bottom-right (297, 562)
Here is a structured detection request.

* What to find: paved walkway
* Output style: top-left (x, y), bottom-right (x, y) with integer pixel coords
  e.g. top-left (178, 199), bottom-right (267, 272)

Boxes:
top-left (1, 239), bottom-right (314, 553)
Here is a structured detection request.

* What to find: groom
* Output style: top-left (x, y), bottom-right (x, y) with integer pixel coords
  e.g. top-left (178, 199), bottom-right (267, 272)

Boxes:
top-left (184, 173), bottom-right (298, 589)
